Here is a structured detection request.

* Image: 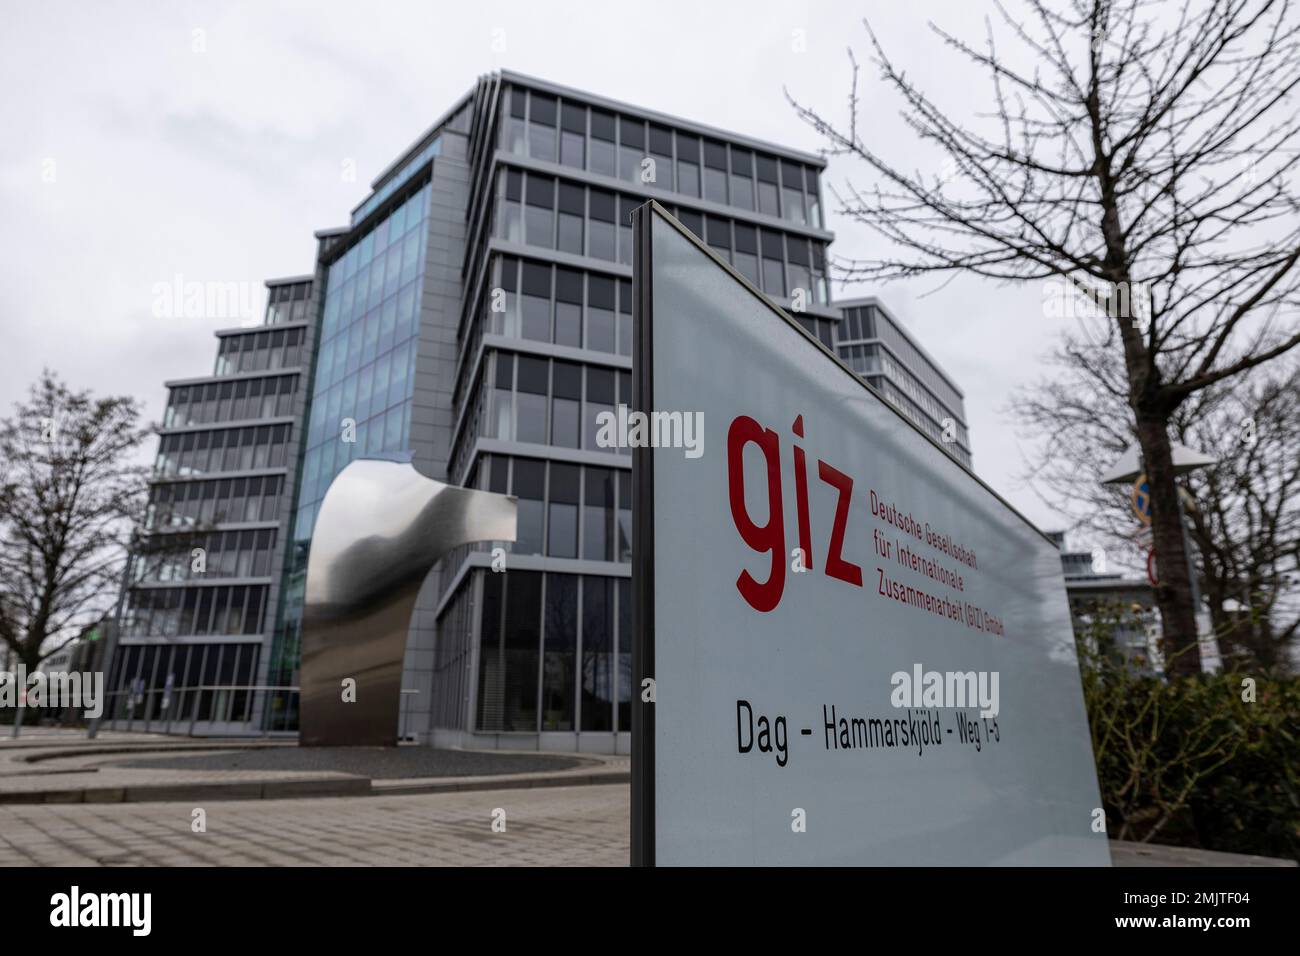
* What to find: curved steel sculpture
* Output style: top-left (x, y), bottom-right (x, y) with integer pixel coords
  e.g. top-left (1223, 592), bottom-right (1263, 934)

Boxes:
top-left (299, 458), bottom-right (516, 746)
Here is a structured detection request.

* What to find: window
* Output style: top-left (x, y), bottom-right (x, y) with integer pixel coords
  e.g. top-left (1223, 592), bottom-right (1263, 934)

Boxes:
top-left (587, 276), bottom-right (616, 353)
top-left (502, 571), bottom-right (541, 731)
top-left (703, 140), bottom-right (728, 204)
top-left (648, 124), bottom-right (673, 191)
top-left (618, 197), bottom-right (637, 266)
top-left (585, 367), bottom-right (615, 450)
top-left (499, 169), bottom-right (523, 242)
top-left (524, 175), bottom-right (554, 248)
top-left (676, 133), bottom-right (701, 198)
top-left (493, 353), bottom-right (514, 440)
top-left (557, 182), bottom-right (584, 255)
top-left (521, 262), bottom-right (551, 341)
top-left (756, 154), bottom-right (780, 217)
top-left (730, 148), bottom-right (755, 210)
top-left (528, 93), bottom-right (557, 162)
top-left (590, 109), bottom-right (616, 176)
top-left (706, 215), bottom-right (731, 262)
top-left (513, 461), bottom-right (545, 555)
top-left (787, 238), bottom-right (812, 302)
top-left (761, 229), bottom-right (786, 297)
top-left (547, 463), bottom-right (580, 558)
top-left (618, 116), bottom-right (644, 184)
top-left (503, 87), bottom-right (527, 155)
top-left (589, 189), bottom-right (616, 261)
top-left (542, 574), bottom-right (577, 730)
top-left (552, 394), bottom-right (581, 449)
top-left (516, 356), bottom-right (549, 444)
top-left (497, 257), bottom-right (520, 336)
top-left (560, 103), bottom-right (586, 169)
top-left (618, 279), bottom-right (633, 357)
top-left (734, 223), bottom-right (760, 286)
top-left (581, 576), bottom-right (614, 731)
top-left (805, 167), bottom-right (822, 227)
top-left (677, 209), bottom-right (703, 240)
top-left (583, 467), bottom-right (615, 561)
top-left (554, 268), bottom-right (583, 347)
top-left (617, 471), bottom-right (632, 562)
top-left (617, 577), bottom-right (631, 729)
top-left (781, 160), bottom-right (806, 224)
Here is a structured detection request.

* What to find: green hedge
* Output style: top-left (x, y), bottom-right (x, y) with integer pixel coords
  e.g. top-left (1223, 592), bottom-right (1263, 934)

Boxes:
top-left (1077, 611), bottom-right (1300, 861)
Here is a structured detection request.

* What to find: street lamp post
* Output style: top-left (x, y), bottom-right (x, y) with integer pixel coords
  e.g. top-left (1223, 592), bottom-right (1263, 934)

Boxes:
top-left (1101, 441), bottom-right (1218, 673)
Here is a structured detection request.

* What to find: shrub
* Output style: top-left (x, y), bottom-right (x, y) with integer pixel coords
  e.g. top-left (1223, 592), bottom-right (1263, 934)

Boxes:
top-left (1076, 605), bottom-right (1300, 861)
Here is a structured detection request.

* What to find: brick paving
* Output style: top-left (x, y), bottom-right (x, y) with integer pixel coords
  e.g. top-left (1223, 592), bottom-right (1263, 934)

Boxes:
top-left (0, 782), bottom-right (631, 866)
top-left (0, 737), bottom-right (623, 803)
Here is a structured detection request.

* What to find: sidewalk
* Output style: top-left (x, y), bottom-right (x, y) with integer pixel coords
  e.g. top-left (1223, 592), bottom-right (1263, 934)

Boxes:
top-left (0, 734), bottom-right (629, 805)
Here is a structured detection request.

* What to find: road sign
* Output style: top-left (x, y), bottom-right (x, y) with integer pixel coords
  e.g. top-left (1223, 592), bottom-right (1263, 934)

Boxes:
top-left (1131, 473), bottom-right (1152, 526)
top-left (1146, 548), bottom-right (1158, 586)
top-left (631, 201), bottom-right (1109, 866)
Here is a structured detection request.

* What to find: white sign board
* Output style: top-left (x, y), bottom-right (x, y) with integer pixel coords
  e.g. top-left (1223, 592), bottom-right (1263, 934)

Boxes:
top-left (631, 202), bottom-right (1109, 866)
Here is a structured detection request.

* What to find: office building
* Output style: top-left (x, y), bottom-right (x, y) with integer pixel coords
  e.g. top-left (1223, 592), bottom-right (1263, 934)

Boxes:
top-left (108, 72), bottom-right (970, 750)
top-left (108, 279), bottom-right (312, 732)
top-left (836, 296), bottom-right (972, 468)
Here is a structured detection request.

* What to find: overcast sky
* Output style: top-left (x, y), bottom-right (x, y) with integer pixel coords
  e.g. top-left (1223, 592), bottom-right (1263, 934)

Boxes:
top-left (1, 0), bottom-right (1077, 532)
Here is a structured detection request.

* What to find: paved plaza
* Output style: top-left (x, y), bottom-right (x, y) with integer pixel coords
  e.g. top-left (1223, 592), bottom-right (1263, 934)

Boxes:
top-left (0, 736), bottom-right (1289, 867)
top-left (0, 782), bottom-right (630, 866)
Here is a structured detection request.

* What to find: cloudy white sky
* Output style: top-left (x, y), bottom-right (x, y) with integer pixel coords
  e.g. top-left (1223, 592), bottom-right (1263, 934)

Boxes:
top-left (1, 0), bottom-right (1074, 531)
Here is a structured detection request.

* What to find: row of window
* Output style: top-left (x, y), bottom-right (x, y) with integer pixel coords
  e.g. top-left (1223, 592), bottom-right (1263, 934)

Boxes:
top-left (840, 342), bottom-right (882, 377)
top-left (845, 305), bottom-right (965, 419)
top-left (214, 327), bottom-right (306, 377)
top-left (315, 285), bottom-right (421, 405)
top-left (499, 85), bottom-right (822, 227)
top-left (321, 225), bottom-right (425, 346)
top-left (879, 351), bottom-right (969, 448)
top-left (877, 379), bottom-right (972, 467)
top-left (466, 568), bottom-right (633, 733)
top-left (297, 401), bottom-right (411, 510)
top-left (164, 374), bottom-right (297, 428)
top-left (300, 335), bottom-right (413, 455)
top-left (296, 181), bottom-right (433, 532)
top-left (132, 529), bottom-right (277, 584)
top-left (454, 351), bottom-right (634, 484)
top-left (494, 255), bottom-right (633, 352)
top-left (145, 476), bottom-right (284, 531)
top-left (107, 642), bottom-right (260, 727)
top-left (154, 424), bottom-right (292, 477)
top-left (325, 183), bottom-right (428, 335)
top-left (120, 584), bottom-right (268, 639)
top-left (265, 282), bottom-right (311, 326)
top-left (492, 170), bottom-right (829, 305)
top-left (352, 135), bottom-right (442, 225)
top-left (470, 453), bottom-right (632, 563)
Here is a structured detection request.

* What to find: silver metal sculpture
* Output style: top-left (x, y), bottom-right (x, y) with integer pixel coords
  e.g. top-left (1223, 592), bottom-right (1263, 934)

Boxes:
top-left (299, 458), bottom-right (516, 746)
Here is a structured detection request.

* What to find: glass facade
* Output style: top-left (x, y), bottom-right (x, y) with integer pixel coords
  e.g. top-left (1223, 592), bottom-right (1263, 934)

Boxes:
top-left (265, 177), bottom-right (433, 723)
top-left (104, 641), bottom-right (261, 729)
top-left (110, 278), bottom-right (311, 731)
top-left (114, 75), bottom-right (976, 750)
top-left (425, 78), bottom-right (836, 746)
top-left (837, 303), bottom-right (972, 467)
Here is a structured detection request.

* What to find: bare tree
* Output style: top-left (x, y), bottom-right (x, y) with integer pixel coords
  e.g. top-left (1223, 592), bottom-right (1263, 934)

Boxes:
top-left (1182, 366), bottom-right (1300, 672)
top-left (0, 370), bottom-right (148, 671)
top-left (1013, 332), bottom-right (1300, 673)
top-left (791, 0), bottom-right (1300, 675)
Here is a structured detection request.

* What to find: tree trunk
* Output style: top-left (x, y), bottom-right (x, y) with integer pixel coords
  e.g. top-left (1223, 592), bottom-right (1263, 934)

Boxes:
top-left (1135, 414), bottom-right (1202, 676)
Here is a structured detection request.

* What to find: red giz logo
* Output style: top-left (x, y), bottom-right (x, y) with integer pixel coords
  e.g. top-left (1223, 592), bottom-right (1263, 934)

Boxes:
top-left (726, 413), bottom-right (862, 612)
